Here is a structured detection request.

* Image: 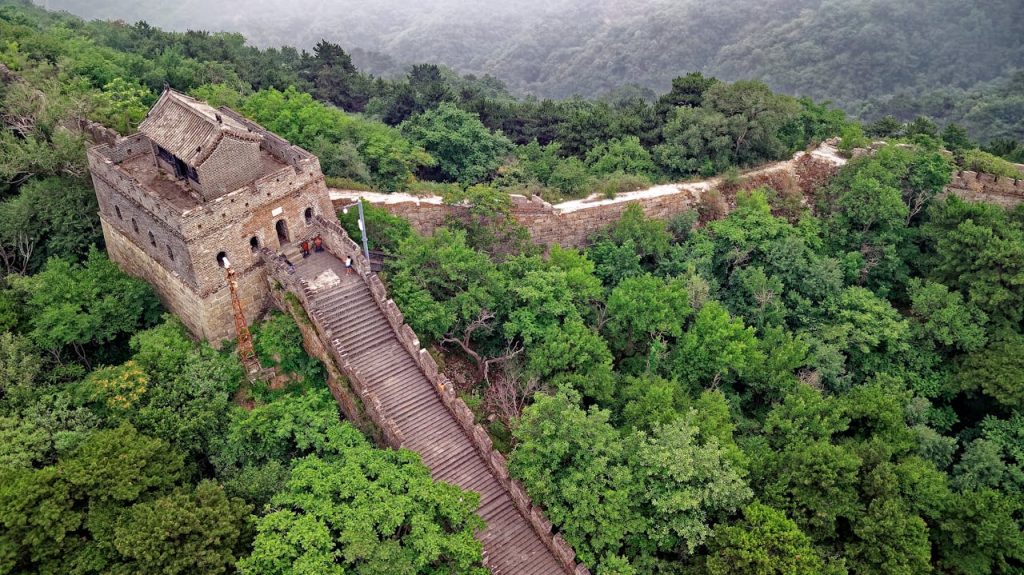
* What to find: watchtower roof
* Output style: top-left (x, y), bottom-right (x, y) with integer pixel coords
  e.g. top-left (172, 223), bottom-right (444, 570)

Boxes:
top-left (138, 89), bottom-right (261, 167)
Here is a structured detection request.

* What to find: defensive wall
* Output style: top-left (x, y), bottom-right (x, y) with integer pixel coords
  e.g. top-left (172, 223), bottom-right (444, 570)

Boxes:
top-left (333, 147), bottom-right (1024, 246)
top-left (947, 169), bottom-right (1024, 208)
top-left (331, 143), bottom-right (846, 247)
top-left (262, 216), bottom-right (588, 574)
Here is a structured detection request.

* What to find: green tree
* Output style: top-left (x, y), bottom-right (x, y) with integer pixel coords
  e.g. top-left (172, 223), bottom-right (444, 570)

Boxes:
top-left (604, 274), bottom-right (690, 363)
top-left (941, 123), bottom-right (973, 153)
top-left (706, 503), bottom-right (846, 575)
top-left (923, 197), bottom-right (1024, 328)
top-left (91, 78), bottom-right (153, 135)
top-left (585, 136), bottom-right (657, 178)
top-left (956, 335), bottom-right (1024, 409)
top-left (242, 87), bottom-right (432, 191)
top-left (907, 279), bottom-right (988, 354)
top-left (338, 201), bottom-right (413, 254)
top-left (510, 392), bottom-right (642, 570)
top-left (0, 424), bottom-right (213, 575)
top-left (848, 497), bottom-right (932, 575)
top-left (819, 286), bottom-right (910, 380)
top-left (8, 250), bottom-right (161, 364)
top-left (0, 176), bottom-right (103, 274)
top-left (0, 332), bottom-right (40, 404)
top-left (211, 389), bottom-right (351, 505)
top-left (400, 102), bottom-right (512, 184)
top-left (112, 481), bottom-right (251, 575)
top-left (703, 80), bottom-right (802, 165)
top-left (629, 414), bottom-right (752, 555)
top-left (936, 489), bottom-right (1024, 575)
top-left (238, 438), bottom-right (486, 575)
top-left (388, 228), bottom-right (499, 342)
top-left (549, 156), bottom-right (592, 197)
top-left (666, 301), bottom-right (761, 390)
top-left (656, 72), bottom-right (719, 112)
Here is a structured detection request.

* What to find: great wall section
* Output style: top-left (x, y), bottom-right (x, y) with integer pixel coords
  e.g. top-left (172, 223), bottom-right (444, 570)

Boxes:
top-left (260, 217), bottom-right (587, 575)
top-left (81, 89), bottom-right (586, 575)
top-left (77, 85), bottom-right (1022, 575)
top-left (332, 143), bottom-right (1024, 248)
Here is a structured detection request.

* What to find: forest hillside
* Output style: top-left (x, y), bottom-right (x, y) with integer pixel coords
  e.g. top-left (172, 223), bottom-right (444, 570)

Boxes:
top-left (1, 1), bottom-right (1023, 575)
top-left (41, 0), bottom-right (1024, 141)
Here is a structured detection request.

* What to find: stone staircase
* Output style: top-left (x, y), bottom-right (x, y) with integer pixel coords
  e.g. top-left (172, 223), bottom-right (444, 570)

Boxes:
top-left (278, 242), bottom-right (577, 575)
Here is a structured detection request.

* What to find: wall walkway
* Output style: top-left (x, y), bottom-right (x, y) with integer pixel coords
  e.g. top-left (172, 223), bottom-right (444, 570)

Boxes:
top-left (262, 217), bottom-right (588, 575)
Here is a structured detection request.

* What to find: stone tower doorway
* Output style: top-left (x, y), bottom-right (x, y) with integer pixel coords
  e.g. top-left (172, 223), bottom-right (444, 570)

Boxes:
top-left (275, 219), bottom-right (289, 244)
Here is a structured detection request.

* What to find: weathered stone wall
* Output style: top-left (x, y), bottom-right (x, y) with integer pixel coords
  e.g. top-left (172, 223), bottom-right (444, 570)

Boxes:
top-left (332, 146), bottom-right (847, 248)
top-left (948, 170), bottom-right (1024, 207)
top-left (88, 139), bottom-right (190, 231)
top-left (336, 151), bottom-right (1024, 248)
top-left (76, 118), bottom-right (121, 147)
top-left (95, 174), bottom-right (198, 286)
top-left (183, 176), bottom-right (332, 297)
top-left (329, 191), bottom-right (707, 248)
top-left (101, 218), bottom-right (270, 344)
top-left (90, 141), bottom-right (199, 286)
top-left (219, 107), bottom-right (319, 170)
top-left (90, 118), bottom-right (334, 344)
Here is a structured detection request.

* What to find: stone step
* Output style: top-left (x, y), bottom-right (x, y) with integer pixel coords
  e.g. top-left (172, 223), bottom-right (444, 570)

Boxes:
top-left (272, 252), bottom-right (576, 575)
top-left (331, 323), bottom-right (394, 351)
top-left (317, 295), bottom-right (381, 322)
top-left (314, 282), bottom-right (371, 305)
top-left (317, 307), bottom-right (386, 336)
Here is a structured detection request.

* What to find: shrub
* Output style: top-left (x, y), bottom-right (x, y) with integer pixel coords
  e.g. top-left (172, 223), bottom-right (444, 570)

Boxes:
top-left (594, 172), bottom-right (652, 199)
top-left (962, 149), bottom-right (1021, 178)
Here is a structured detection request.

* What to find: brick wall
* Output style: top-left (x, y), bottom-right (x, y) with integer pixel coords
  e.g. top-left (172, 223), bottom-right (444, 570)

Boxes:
top-left (948, 170), bottom-right (1024, 207)
top-left (91, 130), bottom-right (335, 343)
top-left (184, 176), bottom-right (333, 297)
top-left (333, 186), bottom-right (706, 249)
top-left (102, 218), bottom-right (270, 344)
top-left (88, 140), bottom-right (189, 232)
top-left (90, 144), bottom-right (199, 286)
top-left (336, 153), bottom-right (1024, 247)
top-left (331, 146), bottom-right (847, 248)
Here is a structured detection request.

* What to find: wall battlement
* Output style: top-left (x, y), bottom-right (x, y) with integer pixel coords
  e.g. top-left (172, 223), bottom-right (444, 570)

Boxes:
top-left (948, 170), bottom-right (1024, 207)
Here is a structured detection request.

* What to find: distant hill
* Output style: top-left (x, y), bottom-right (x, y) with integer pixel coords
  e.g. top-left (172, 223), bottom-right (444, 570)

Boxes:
top-left (41, 0), bottom-right (1024, 140)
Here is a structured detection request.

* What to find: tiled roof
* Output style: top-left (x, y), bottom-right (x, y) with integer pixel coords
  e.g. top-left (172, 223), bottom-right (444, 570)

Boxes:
top-left (138, 89), bottom-right (261, 167)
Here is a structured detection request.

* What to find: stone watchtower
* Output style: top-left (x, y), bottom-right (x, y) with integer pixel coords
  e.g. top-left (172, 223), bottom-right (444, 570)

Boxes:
top-left (87, 89), bottom-right (335, 343)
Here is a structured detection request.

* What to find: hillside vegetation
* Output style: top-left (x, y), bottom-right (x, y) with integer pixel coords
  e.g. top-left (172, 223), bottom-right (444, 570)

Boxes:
top-left (43, 0), bottom-right (1024, 141)
top-left (1, 2), bottom-right (1023, 575)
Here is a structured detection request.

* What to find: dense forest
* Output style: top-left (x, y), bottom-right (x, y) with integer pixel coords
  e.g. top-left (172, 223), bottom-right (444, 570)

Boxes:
top-left (42, 0), bottom-right (1024, 142)
top-left (1, 1), bottom-right (1023, 574)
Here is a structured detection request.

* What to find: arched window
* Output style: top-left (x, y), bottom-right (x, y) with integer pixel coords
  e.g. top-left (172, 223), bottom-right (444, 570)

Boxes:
top-left (167, 245), bottom-right (175, 261)
top-left (250, 236), bottom-right (260, 252)
top-left (131, 218), bottom-right (139, 234)
top-left (304, 207), bottom-right (314, 225)
top-left (216, 251), bottom-right (228, 268)
top-left (148, 231), bottom-right (156, 247)
top-left (115, 205), bottom-right (123, 219)
top-left (275, 219), bottom-right (289, 243)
